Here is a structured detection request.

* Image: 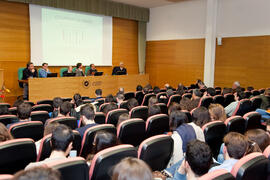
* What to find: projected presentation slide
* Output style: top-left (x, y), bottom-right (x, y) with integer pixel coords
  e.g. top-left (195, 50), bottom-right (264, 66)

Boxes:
top-left (30, 5), bottom-right (112, 66)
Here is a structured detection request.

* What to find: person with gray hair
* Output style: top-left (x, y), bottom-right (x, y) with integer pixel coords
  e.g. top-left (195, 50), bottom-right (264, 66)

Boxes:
top-left (112, 62), bottom-right (127, 75)
top-left (232, 81), bottom-right (240, 90)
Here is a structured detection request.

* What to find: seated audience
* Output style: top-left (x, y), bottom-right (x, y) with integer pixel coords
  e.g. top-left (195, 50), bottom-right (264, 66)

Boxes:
top-left (168, 103), bottom-right (181, 115)
top-left (247, 86), bottom-right (254, 92)
top-left (71, 93), bottom-right (82, 105)
top-left (118, 87), bottom-right (125, 94)
top-left (225, 91), bottom-right (245, 117)
top-left (222, 87), bottom-right (233, 95)
top-left (25, 124), bottom-right (74, 169)
top-left (103, 103), bottom-right (118, 115)
top-left (0, 105), bottom-right (10, 115)
top-left (192, 89), bottom-right (202, 100)
top-left (58, 101), bottom-right (72, 117)
top-left (205, 87), bottom-right (216, 97)
top-left (86, 131), bottom-right (118, 164)
top-left (167, 89), bottom-right (174, 98)
top-left (191, 106), bottom-right (211, 128)
top-left (112, 157), bottom-right (152, 180)
top-left (87, 64), bottom-right (97, 76)
top-left (148, 96), bottom-right (158, 107)
top-left (39, 63), bottom-right (51, 78)
top-left (76, 104), bottom-right (96, 137)
top-left (105, 94), bottom-right (115, 103)
top-left (117, 113), bottom-right (129, 128)
top-left (75, 63), bottom-right (84, 77)
top-left (90, 89), bottom-right (103, 102)
top-left (148, 104), bottom-right (161, 117)
top-left (12, 99), bottom-right (24, 107)
top-left (258, 88), bottom-right (270, 110)
top-left (50, 97), bottom-right (63, 118)
top-left (153, 86), bottom-right (161, 95)
top-left (0, 123), bottom-right (13, 142)
top-left (209, 132), bottom-right (249, 172)
top-left (179, 97), bottom-right (192, 111)
top-left (127, 98), bottom-right (139, 111)
top-left (116, 93), bottom-right (125, 106)
top-left (176, 84), bottom-right (185, 96)
top-left (7, 102), bottom-right (32, 128)
top-left (136, 85), bottom-right (143, 92)
top-left (63, 66), bottom-right (73, 76)
top-left (245, 129), bottom-right (270, 152)
top-left (232, 81), bottom-right (241, 90)
top-left (208, 104), bottom-right (226, 122)
top-left (13, 167), bottom-right (61, 180)
top-left (196, 79), bottom-right (206, 89)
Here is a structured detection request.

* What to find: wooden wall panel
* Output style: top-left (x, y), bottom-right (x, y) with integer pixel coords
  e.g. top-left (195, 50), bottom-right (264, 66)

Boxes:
top-left (146, 39), bottom-right (205, 88)
top-left (0, 0), bottom-right (138, 104)
top-left (215, 36), bottom-right (270, 89)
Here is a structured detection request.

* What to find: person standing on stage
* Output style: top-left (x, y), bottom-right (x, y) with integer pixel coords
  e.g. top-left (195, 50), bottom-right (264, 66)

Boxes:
top-left (22, 62), bottom-right (38, 100)
top-left (87, 64), bottom-right (97, 76)
top-left (112, 62), bottom-right (127, 75)
top-left (39, 63), bottom-right (51, 78)
top-left (75, 63), bottom-right (84, 77)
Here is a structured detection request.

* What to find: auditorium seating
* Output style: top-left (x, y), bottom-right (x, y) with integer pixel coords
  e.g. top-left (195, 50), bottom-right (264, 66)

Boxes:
top-left (60, 68), bottom-right (68, 77)
top-left (30, 111), bottom-right (50, 124)
top-left (32, 104), bottom-right (53, 113)
top-left (141, 93), bottom-right (155, 106)
top-left (82, 96), bottom-right (90, 100)
top-left (46, 157), bottom-right (89, 180)
top-left (46, 116), bottom-right (77, 129)
top-left (156, 103), bottom-right (168, 114)
top-left (213, 95), bottom-right (225, 107)
top-left (89, 145), bottom-right (137, 180)
top-left (135, 91), bottom-right (144, 105)
top-left (36, 134), bottom-right (52, 162)
top-left (37, 99), bottom-right (53, 107)
top-left (263, 145), bottom-right (270, 159)
top-left (167, 94), bottom-right (181, 107)
top-left (8, 107), bottom-right (17, 115)
top-left (94, 98), bottom-right (105, 107)
top-left (0, 138), bottom-right (36, 174)
top-left (202, 121), bottom-right (226, 158)
top-left (231, 152), bottom-right (268, 180)
top-left (124, 92), bottom-right (135, 100)
top-left (0, 115), bottom-right (18, 126)
top-left (224, 93), bottom-right (235, 107)
top-left (129, 106), bottom-right (148, 121)
top-left (198, 169), bottom-right (235, 180)
top-left (145, 114), bottom-right (169, 137)
top-left (138, 135), bottom-right (173, 171)
top-left (182, 93), bottom-right (192, 99)
top-left (198, 96), bottom-right (213, 109)
top-left (105, 109), bottom-right (128, 126)
top-left (99, 103), bottom-right (110, 112)
top-left (244, 91), bottom-right (252, 99)
top-left (0, 175), bottom-right (13, 180)
top-left (94, 112), bottom-right (106, 124)
top-left (156, 92), bottom-right (167, 102)
top-left (225, 116), bottom-right (246, 134)
top-left (231, 99), bottom-right (252, 116)
top-left (252, 90), bottom-right (260, 96)
top-left (250, 96), bottom-right (262, 111)
top-left (62, 97), bottom-right (72, 102)
top-left (0, 103), bottom-right (10, 108)
top-left (117, 119), bottom-right (145, 147)
top-left (79, 124), bottom-right (116, 158)
top-left (9, 121), bottom-right (44, 141)
top-left (243, 111), bottom-right (262, 130)
top-left (83, 99), bottom-right (92, 104)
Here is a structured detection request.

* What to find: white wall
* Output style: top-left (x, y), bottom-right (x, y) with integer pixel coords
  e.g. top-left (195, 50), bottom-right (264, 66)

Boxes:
top-left (147, 0), bottom-right (207, 41)
top-left (217, 0), bottom-right (270, 37)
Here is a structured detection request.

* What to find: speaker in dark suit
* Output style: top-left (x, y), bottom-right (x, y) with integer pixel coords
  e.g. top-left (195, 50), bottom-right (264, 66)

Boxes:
top-left (112, 62), bottom-right (127, 75)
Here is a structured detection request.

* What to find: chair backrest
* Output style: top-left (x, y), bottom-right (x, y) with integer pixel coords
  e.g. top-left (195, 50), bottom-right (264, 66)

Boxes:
top-left (8, 107), bottom-right (17, 115)
top-left (24, 101), bottom-right (35, 106)
top-left (167, 94), bottom-right (181, 107)
top-left (124, 92), bottom-right (135, 100)
top-left (89, 145), bottom-right (137, 180)
top-left (105, 109), bottom-right (129, 126)
top-left (232, 99), bottom-right (252, 116)
top-left (250, 97), bottom-right (262, 111)
top-left (243, 111), bottom-right (262, 130)
top-left (85, 66), bottom-right (90, 75)
top-left (202, 121), bottom-right (226, 159)
top-left (95, 98), bottom-right (105, 107)
top-left (156, 103), bottom-right (168, 114)
top-left (83, 99), bottom-right (92, 104)
top-left (79, 124), bottom-right (116, 158)
top-left (18, 67), bottom-right (24, 88)
top-left (32, 104), bottom-right (53, 113)
top-left (99, 103), bottom-right (110, 112)
top-left (94, 112), bottom-right (106, 124)
top-left (46, 157), bottom-right (89, 180)
top-left (263, 145), bottom-right (270, 159)
top-left (145, 114), bottom-right (169, 137)
top-left (0, 115), bottom-right (18, 126)
top-left (36, 134), bottom-right (52, 162)
top-left (244, 91), bottom-right (252, 99)
top-left (0, 175), bottom-right (13, 180)
top-left (82, 96), bottom-right (90, 100)
top-left (30, 111), bottom-right (50, 124)
top-left (117, 119), bottom-right (145, 147)
top-left (60, 68), bottom-right (68, 77)
top-left (224, 93), bottom-right (235, 107)
top-left (62, 98), bottom-right (72, 102)
top-left (213, 95), bottom-right (225, 107)
top-left (0, 103), bottom-right (11, 108)
top-left (141, 93), bottom-right (155, 106)
top-left (119, 100), bottom-right (129, 110)
top-left (37, 100), bottom-right (53, 107)
top-left (9, 121), bottom-right (44, 141)
top-left (135, 91), bottom-right (144, 105)
top-left (231, 152), bottom-right (268, 180)
top-left (138, 135), bottom-right (173, 171)
top-left (129, 106), bottom-right (148, 121)
top-left (225, 116), bottom-right (246, 134)
top-left (0, 138), bottom-right (36, 174)
top-left (198, 96), bottom-right (213, 109)
top-left (198, 169), bottom-right (235, 180)
top-left (252, 90), bottom-right (260, 96)
top-left (47, 116), bottom-right (77, 129)
top-left (182, 93), bottom-right (192, 99)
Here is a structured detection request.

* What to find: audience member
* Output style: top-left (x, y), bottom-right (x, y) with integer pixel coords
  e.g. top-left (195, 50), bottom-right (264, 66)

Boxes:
top-left (127, 98), bottom-right (139, 111)
top-left (105, 94), bottom-right (115, 103)
top-left (39, 63), bottom-right (51, 78)
top-left (58, 101), bottom-right (72, 117)
top-left (7, 102), bottom-right (32, 128)
top-left (259, 88), bottom-right (270, 110)
top-left (148, 104), bottom-right (161, 117)
top-left (179, 97), bottom-right (191, 111)
top-left (103, 103), bottom-right (118, 115)
top-left (136, 85), bottom-right (143, 91)
top-left (232, 81), bottom-right (240, 90)
top-left (191, 107), bottom-right (211, 128)
top-left (76, 104), bottom-right (96, 137)
top-left (13, 167), bottom-right (61, 180)
top-left (0, 123), bottom-right (13, 142)
top-left (191, 89), bottom-right (202, 100)
top-left (168, 103), bottom-right (181, 115)
top-left (167, 89), bottom-right (174, 98)
top-left (12, 99), bottom-right (24, 107)
top-left (25, 124), bottom-right (74, 169)
top-left (205, 87), bottom-right (216, 97)
top-left (75, 63), bottom-right (84, 77)
top-left (245, 129), bottom-right (270, 152)
top-left (176, 84), bottom-right (185, 96)
top-left (0, 105), bottom-right (10, 115)
top-left (225, 91), bottom-right (245, 117)
top-left (222, 88), bottom-right (233, 95)
top-left (209, 104), bottom-right (226, 122)
top-left (118, 87), bottom-right (125, 94)
top-left (116, 93), bottom-right (125, 106)
top-left (117, 113), bottom-right (129, 128)
top-left (112, 157), bottom-right (153, 180)
top-left (247, 86), bottom-right (254, 92)
top-left (153, 86), bottom-right (161, 95)
top-left (148, 96), bottom-right (158, 107)
top-left (72, 93), bottom-right (82, 105)
top-left (50, 97), bottom-right (63, 118)
top-left (95, 89), bottom-right (103, 99)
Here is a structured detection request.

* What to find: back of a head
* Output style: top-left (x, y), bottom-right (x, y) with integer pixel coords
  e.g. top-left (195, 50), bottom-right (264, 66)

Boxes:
top-left (247, 86), bottom-right (254, 92)
top-left (179, 97), bottom-right (191, 111)
top-left (60, 101), bottom-right (72, 116)
top-left (245, 129), bottom-right (270, 152)
top-left (93, 131), bottom-right (118, 153)
top-left (166, 89), bottom-right (174, 98)
top-left (208, 104), bottom-right (226, 122)
top-left (192, 107), bottom-right (211, 128)
top-left (117, 113), bottom-right (129, 127)
top-left (186, 140), bottom-right (212, 177)
top-left (17, 102), bottom-right (32, 120)
top-left (169, 111), bottom-right (188, 131)
top-left (148, 96), bottom-right (158, 107)
top-left (95, 89), bottom-right (102, 96)
top-left (53, 97), bottom-right (63, 109)
top-left (13, 167), bottom-right (61, 180)
top-left (136, 85), bottom-right (143, 91)
top-left (73, 93), bottom-right (82, 102)
top-left (236, 91), bottom-right (245, 100)
top-left (153, 86), bottom-right (160, 94)
top-left (80, 104), bottom-right (95, 120)
top-left (0, 105), bottom-right (9, 115)
top-left (112, 157), bottom-right (153, 180)
top-left (13, 99), bottom-right (24, 108)
top-left (117, 93), bottom-right (125, 101)
top-left (44, 122), bottom-right (60, 136)
top-left (103, 103), bottom-right (118, 115)
top-left (176, 85), bottom-right (185, 96)
top-left (127, 98), bottom-right (139, 111)
top-left (75, 99), bottom-right (83, 107)
top-left (224, 132), bottom-right (249, 159)
top-left (0, 122), bottom-right (13, 142)
top-left (105, 94), bottom-right (115, 103)
top-left (76, 63), bottom-right (82, 69)
top-left (192, 89), bottom-right (202, 98)
top-left (143, 87), bottom-right (149, 94)
top-left (206, 87), bottom-right (216, 96)
top-left (168, 103), bottom-right (181, 115)
top-left (148, 104), bottom-right (161, 117)
top-left (51, 124), bottom-right (74, 152)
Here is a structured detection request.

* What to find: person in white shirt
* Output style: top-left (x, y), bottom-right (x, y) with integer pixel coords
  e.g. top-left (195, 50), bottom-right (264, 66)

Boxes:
top-left (225, 91), bottom-right (245, 117)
